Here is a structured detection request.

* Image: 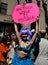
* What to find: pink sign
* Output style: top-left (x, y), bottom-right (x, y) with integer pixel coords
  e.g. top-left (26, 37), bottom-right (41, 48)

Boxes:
top-left (12, 3), bottom-right (40, 25)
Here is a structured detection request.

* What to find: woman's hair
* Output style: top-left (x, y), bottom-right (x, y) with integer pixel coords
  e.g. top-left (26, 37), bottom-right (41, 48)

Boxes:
top-left (20, 28), bottom-right (31, 38)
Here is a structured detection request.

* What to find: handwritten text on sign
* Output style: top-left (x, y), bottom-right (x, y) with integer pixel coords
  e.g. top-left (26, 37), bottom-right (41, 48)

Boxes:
top-left (12, 3), bottom-right (40, 25)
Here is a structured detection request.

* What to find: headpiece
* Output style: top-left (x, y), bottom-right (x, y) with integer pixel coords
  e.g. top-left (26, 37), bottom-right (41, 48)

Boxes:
top-left (20, 28), bottom-right (31, 39)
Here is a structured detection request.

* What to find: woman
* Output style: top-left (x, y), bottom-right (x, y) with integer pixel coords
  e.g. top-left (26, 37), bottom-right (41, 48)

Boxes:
top-left (7, 33), bottom-right (16, 65)
top-left (0, 37), bottom-right (12, 65)
top-left (12, 18), bottom-right (39, 65)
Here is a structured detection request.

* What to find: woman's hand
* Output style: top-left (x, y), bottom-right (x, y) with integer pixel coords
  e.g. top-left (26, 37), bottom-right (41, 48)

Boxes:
top-left (36, 17), bottom-right (39, 22)
top-left (36, 17), bottom-right (39, 34)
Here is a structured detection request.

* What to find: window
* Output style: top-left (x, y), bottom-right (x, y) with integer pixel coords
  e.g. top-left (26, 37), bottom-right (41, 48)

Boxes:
top-left (0, 2), bottom-right (8, 14)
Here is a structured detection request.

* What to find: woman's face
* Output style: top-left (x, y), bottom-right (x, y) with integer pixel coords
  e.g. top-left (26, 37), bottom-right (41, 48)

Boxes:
top-left (22, 33), bottom-right (28, 41)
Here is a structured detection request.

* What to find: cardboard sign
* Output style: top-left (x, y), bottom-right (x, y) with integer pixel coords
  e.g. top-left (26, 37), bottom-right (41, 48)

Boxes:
top-left (12, 3), bottom-right (40, 25)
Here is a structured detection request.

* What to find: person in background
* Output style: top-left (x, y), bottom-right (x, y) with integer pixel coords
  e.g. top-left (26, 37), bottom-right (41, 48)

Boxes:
top-left (42, 0), bottom-right (47, 12)
top-left (31, 29), bottom-right (41, 61)
top-left (45, 27), bottom-right (48, 40)
top-left (0, 30), bottom-right (4, 38)
top-left (7, 33), bottom-right (18, 65)
top-left (42, 0), bottom-right (47, 26)
top-left (36, 0), bottom-right (40, 7)
top-left (5, 28), bottom-right (11, 47)
top-left (0, 37), bottom-right (11, 65)
top-left (34, 38), bottom-right (48, 65)
top-left (40, 30), bottom-right (46, 38)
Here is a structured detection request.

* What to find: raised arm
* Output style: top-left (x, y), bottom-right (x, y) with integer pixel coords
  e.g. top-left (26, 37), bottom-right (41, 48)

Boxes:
top-left (14, 24), bottom-right (22, 43)
top-left (30, 18), bottom-right (39, 47)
